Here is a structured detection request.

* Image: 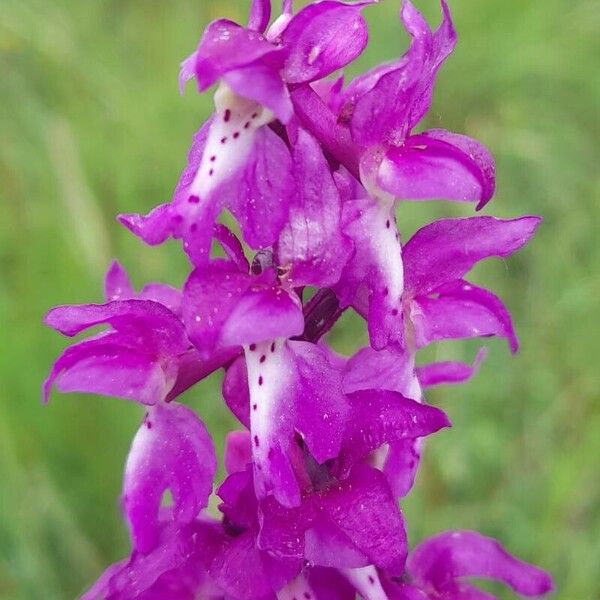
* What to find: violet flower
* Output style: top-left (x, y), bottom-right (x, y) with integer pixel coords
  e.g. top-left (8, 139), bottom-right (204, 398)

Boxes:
top-left (119, 0), bottom-right (373, 266)
top-left (43, 1), bottom-right (554, 598)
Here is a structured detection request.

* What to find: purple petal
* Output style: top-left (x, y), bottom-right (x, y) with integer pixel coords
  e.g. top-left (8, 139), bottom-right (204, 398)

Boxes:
top-left (410, 281), bottom-right (519, 353)
top-left (194, 20), bottom-right (283, 92)
top-left (213, 224), bottom-right (250, 272)
top-left (44, 336), bottom-right (169, 405)
top-left (376, 130), bottom-right (495, 205)
top-left (226, 126), bottom-right (295, 249)
top-left (307, 568), bottom-right (356, 600)
top-left (178, 51), bottom-right (197, 94)
top-left (335, 196), bottom-right (405, 350)
top-left (384, 439), bottom-right (422, 499)
top-left (104, 261), bottom-right (135, 301)
top-left (304, 518), bottom-right (370, 569)
top-left (123, 403), bottom-right (216, 553)
top-left (123, 103), bottom-right (294, 264)
top-left (218, 469), bottom-right (258, 532)
top-left (278, 127), bottom-right (353, 287)
top-left (342, 346), bottom-right (414, 395)
top-left (282, 1), bottom-right (371, 84)
top-left (183, 261), bottom-right (304, 357)
top-left (204, 528), bottom-right (277, 599)
top-left (407, 530), bottom-right (554, 597)
top-left (341, 0), bottom-right (456, 146)
top-left (290, 84), bottom-right (360, 179)
top-left (334, 389), bottom-right (450, 476)
top-left (316, 463), bottom-right (408, 575)
top-left (104, 260), bottom-right (184, 317)
top-left (222, 355), bottom-right (251, 428)
top-left (244, 341), bottom-right (301, 507)
top-left (258, 494), bottom-right (310, 559)
top-left (44, 299), bottom-right (188, 355)
top-left (248, 0), bottom-right (271, 33)
top-left (82, 520), bottom-right (217, 600)
top-left (289, 340), bottom-right (350, 463)
top-left (403, 216), bottom-right (542, 296)
top-left (224, 430), bottom-right (252, 475)
top-left (223, 64), bottom-right (293, 123)
top-left (118, 203), bottom-right (176, 247)
top-left (417, 348), bottom-right (487, 388)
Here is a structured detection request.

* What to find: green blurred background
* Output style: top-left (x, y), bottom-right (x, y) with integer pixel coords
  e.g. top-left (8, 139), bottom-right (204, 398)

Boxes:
top-left (1, 0), bottom-right (599, 598)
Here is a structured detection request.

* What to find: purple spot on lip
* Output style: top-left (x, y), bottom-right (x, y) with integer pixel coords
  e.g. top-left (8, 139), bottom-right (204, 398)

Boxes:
top-left (244, 121), bottom-right (251, 129)
top-left (392, 308), bottom-right (399, 316)
top-left (368, 575), bottom-right (375, 584)
top-left (249, 344), bottom-right (256, 351)
top-left (270, 342), bottom-right (276, 352)
top-left (209, 169), bottom-right (214, 176)
top-left (210, 155), bottom-right (216, 162)
top-left (386, 219), bottom-right (390, 228)
top-left (224, 109), bottom-right (231, 122)
top-left (146, 421), bottom-right (152, 429)
top-left (259, 355), bottom-right (266, 363)
top-left (383, 287), bottom-right (389, 296)
top-left (251, 112), bottom-right (258, 119)
top-left (188, 195), bottom-right (200, 204)
top-left (252, 404), bottom-right (257, 411)
top-left (233, 131), bottom-right (240, 139)
top-left (253, 435), bottom-right (259, 447)
top-left (221, 136), bottom-right (227, 144)
top-left (258, 376), bottom-right (263, 386)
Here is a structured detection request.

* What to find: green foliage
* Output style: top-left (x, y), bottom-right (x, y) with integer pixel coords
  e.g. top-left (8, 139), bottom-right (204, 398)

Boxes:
top-left (0, 0), bottom-right (598, 597)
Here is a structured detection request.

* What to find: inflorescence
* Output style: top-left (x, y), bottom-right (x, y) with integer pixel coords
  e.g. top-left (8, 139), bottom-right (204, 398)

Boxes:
top-left (44, 1), bottom-right (554, 598)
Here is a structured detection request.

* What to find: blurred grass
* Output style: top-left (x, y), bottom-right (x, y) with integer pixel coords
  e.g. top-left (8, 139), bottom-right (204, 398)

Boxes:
top-left (0, 0), bottom-right (598, 598)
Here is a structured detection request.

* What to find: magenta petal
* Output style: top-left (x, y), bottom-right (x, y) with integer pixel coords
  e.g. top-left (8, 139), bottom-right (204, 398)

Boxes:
top-left (219, 285), bottom-right (303, 349)
top-left (417, 348), bottom-right (487, 388)
top-left (407, 530), bottom-right (554, 597)
top-left (183, 261), bottom-right (304, 356)
top-left (334, 389), bottom-right (450, 476)
top-left (227, 126), bottom-right (295, 250)
top-left (224, 431), bottom-right (253, 475)
top-left (248, 0), bottom-right (271, 33)
top-left (205, 528), bottom-right (275, 599)
top-left (343, 0), bottom-right (456, 145)
top-left (44, 300), bottom-right (188, 353)
top-left (82, 521), bottom-right (214, 600)
top-left (245, 341), bottom-right (301, 507)
top-left (282, 1), bottom-right (371, 84)
top-left (44, 337), bottom-right (168, 405)
top-left (411, 281), bottom-right (519, 353)
top-left (288, 340), bottom-right (350, 463)
top-left (118, 203), bottom-right (176, 247)
top-left (342, 346), bottom-right (414, 396)
top-left (194, 19), bottom-right (283, 91)
top-left (289, 84), bottom-right (361, 179)
top-left (224, 64), bottom-right (293, 123)
top-left (384, 439), bottom-right (422, 499)
top-left (278, 128), bottom-right (353, 287)
top-left (222, 356), bottom-right (251, 428)
top-left (336, 196), bottom-right (405, 350)
top-left (104, 261), bottom-right (135, 301)
top-left (304, 517), bottom-right (370, 569)
top-left (123, 403), bottom-right (216, 553)
top-left (403, 216), bottom-right (541, 296)
top-left (316, 463), bottom-right (408, 575)
top-left (377, 131), bottom-right (495, 205)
